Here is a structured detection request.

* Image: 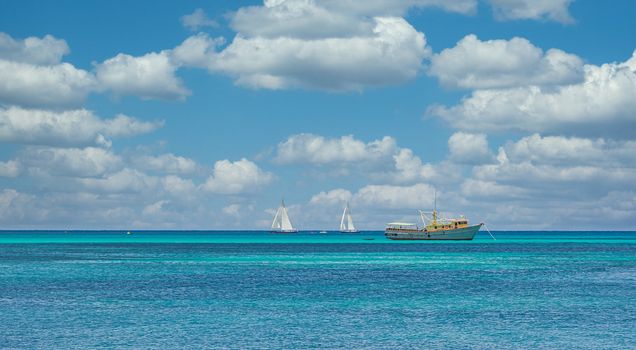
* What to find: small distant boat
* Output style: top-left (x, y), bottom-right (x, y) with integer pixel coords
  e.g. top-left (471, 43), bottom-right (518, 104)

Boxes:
top-left (126, 231), bottom-right (132, 235)
top-left (339, 202), bottom-right (359, 233)
top-left (271, 199), bottom-right (298, 233)
top-left (319, 230), bottom-right (327, 234)
top-left (385, 192), bottom-right (482, 240)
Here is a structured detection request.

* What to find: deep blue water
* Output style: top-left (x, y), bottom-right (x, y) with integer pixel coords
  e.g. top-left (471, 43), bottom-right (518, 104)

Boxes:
top-left (1, 231), bottom-right (635, 349)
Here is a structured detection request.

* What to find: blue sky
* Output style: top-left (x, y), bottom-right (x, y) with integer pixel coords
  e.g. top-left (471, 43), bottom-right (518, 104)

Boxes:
top-left (1, 0), bottom-right (635, 230)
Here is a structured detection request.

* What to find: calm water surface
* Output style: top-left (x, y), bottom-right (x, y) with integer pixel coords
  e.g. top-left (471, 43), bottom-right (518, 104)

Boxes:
top-left (1, 231), bottom-right (635, 349)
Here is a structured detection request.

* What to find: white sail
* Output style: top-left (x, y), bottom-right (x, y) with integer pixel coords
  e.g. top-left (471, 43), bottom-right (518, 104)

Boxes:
top-left (271, 199), bottom-right (297, 232)
top-left (340, 206), bottom-right (347, 231)
top-left (347, 212), bottom-right (355, 231)
top-left (339, 203), bottom-right (358, 232)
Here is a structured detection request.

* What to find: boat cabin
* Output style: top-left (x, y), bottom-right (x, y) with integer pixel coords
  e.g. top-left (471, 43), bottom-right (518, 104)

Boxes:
top-left (386, 222), bottom-right (418, 231)
top-left (426, 218), bottom-right (469, 232)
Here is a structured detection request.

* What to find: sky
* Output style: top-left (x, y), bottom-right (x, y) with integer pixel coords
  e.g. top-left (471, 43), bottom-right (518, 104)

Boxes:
top-left (0, 0), bottom-right (635, 230)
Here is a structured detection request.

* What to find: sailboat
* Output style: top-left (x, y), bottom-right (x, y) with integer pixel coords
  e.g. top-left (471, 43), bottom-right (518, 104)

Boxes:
top-left (339, 202), bottom-right (359, 233)
top-left (271, 199), bottom-right (298, 233)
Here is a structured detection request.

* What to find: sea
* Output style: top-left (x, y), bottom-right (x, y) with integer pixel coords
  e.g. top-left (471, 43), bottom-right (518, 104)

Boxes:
top-left (1, 231), bottom-right (635, 349)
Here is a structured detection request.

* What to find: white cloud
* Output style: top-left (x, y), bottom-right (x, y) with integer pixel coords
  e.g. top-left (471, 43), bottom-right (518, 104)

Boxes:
top-left (161, 175), bottom-right (196, 197)
top-left (79, 168), bottom-right (159, 193)
top-left (181, 8), bottom-right (218, 31)
top-left (429, 34), bottom-right (583, 89)
top-left (230, 0), bottom-right (375, 40)
top-left (0, 106), bottom-right (162, 147)
top-left (0, 33), bottom-right (97, 109)
top-left (230, 0), bottom-right (476, 41)
top-left (390, 148), bottom-right (436, 183)
top-left (21, 147), bottom-right (123, 177)
top-left (460, 178), bottom-right (527, 199)
top-left (448, 132), bottom-right (493, 164)
top-left (0, 189), bottom-right (38, 223)
top-left (502, 134), bottom-right (618, 165)
top-left (134, 153), bottom-right (197, 175)
top-left (353, 183), bottom-right (436, 209)
top-left (429, 50), bottom-right (636, 136)
top-left (309, 188), bottom-right (352, 206)
top-left (273, 133), bottom-right (464, 186)
top-left (142, 200), bottom-right (169, 217)
top-left (275, 134), bottom-right (397, 164)
top-left (388, 148), bottom-right (464, 186)
top-left (0, 59), bottom-right (96, 109)
top-left (319, 0), bottom-right (477, 16)
top-left (472, 135), bottom-right (636, 192)
top-left (201, 158), bottom-right (274, 194)
top-left (171, 33), bottom-right (224, 68)
top-left (488, 0), bottom-right (574, 23)
top-left (209, 16), bottom-right (430, 91)
top-left (222, 204), bottom-right (241, 217)
top-left (0, 32), bottom-right (69, 65)
top-left (0, 160), bottom-right (20, 177)
top-left (95, 51), bottom-right (190, 100)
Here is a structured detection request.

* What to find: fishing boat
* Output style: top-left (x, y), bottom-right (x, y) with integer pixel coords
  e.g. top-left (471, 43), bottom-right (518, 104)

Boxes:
top-left (385, 194), bottom-right (482, 240)
top-left (339, 202), bottom-right (359, 233)
top-left (271, 199), bottom-right (298, 233)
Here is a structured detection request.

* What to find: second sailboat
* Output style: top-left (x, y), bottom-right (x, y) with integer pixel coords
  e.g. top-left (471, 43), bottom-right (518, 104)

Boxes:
top-left (339, 202), bottom-right (359, 233)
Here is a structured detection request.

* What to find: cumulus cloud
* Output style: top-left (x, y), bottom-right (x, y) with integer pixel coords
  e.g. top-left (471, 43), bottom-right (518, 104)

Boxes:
top-left (20, 147), bottom-right (123, 177)
top-left (142, 200), bottom-right (170, 217)
top-left (275, 133), bottom-right (397, 164)
top-left (183, 4), bottom-right (432, 92)
top-left (273, 133), bottom-right (463, 186)
top-left (353, 183), bottom-right (436, 209)
top-left (214, 16), bottom-right (429, 90)
top-left (161, 175), bottom-right (196, 197)
top-left (429, 50), bottom-right (636, 136)
top-left (0, 33), bottom-right (98, 109)
top-left (460, 178), bottom-right (528, 199)
top-left (502, 134), bottom-right (626, 165)
top-left (320, 0), bottom-right (478, 16)
top-left (201, 158), bottom-right (274, 194)
top-left (309, 188), bottom-right (352, 206)
top-left (0, 160), bottom-right (20, 177)
top-left (489, 0), bottom-right (574, 23)
top-left (448, 132), bottom-right (493, 164)
top-left (181, 8), bottom-right (218, 31)
top-left (231, 0), bottom-right (477, 40)
top-left (222, 203), bottom-right (241, 217)
top-left (171, 33), bottom-right (224, 68)
top-left (133, 153), bottom-right (197, 175)
top-left (0, 106), bottom-right (162, 147)
top-left (0, 60), bottom-right (96, 108)
top-left (79, 168), bottom-right (159, 193)
top-left (390, 148), bottom-right (436, 182)
top-left (0, 32), bottom-right (69, 65)
top-left (95, 51), bottom-right (190, 100)
top-left (230, 0), bottom-right (375, 40)
top-left (0, 189), bottom-right (38, 224)
top-left (472, 134), bottom-right (636, 193)
top-left (429, 34), bottom-right (583, 89)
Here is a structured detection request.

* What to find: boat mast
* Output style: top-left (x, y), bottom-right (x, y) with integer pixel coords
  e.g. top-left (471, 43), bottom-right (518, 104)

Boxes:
top-left (432, 189), bottom-right (437, 226)
top-left (340, 204), bottom-right (347, 231)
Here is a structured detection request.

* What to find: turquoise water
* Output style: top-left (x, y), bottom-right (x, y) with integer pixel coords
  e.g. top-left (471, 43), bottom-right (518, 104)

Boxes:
top-left (1, 231), bottom-right (635, 349)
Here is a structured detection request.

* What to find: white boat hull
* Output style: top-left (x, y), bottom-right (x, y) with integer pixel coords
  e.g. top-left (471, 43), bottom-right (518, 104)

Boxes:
top-left (385, 223), bottom-right (482, 240)
top-left (271, 229), bottom-right (299, 233)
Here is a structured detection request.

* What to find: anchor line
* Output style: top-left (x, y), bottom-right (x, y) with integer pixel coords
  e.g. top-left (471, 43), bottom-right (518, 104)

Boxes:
top-left (483, 224), bottom-right (496, 240)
